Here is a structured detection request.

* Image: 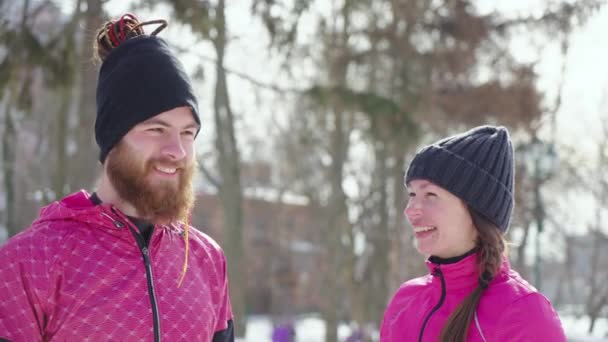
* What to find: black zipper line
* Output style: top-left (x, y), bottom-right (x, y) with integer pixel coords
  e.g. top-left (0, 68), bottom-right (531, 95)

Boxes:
top-left (110, 209), bottom-right (161, 342)
top-left (418, 266), bottom-right (446, 342)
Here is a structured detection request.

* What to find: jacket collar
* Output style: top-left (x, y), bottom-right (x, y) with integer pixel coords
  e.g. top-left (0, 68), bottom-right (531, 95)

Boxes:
top-left (425, 251), bottom-right (510, 291)
top-left (37, 190), bottom-right (184, 236)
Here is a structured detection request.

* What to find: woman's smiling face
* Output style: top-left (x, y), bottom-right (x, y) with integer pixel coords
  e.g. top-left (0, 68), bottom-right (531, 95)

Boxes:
top-left (404, 179), bottom-right (478, 258)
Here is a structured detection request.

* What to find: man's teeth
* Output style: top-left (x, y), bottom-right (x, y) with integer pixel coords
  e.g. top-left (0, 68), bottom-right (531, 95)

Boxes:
top-left (414, 226), bottom-right (436, 233)
top-left (156, 166), bottom-right (177, 174)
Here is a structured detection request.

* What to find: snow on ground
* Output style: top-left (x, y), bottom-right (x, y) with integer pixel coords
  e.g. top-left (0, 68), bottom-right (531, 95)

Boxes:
top-left (237, 313), bottom-right (608, 342)
top-left (238, 314), bottom-right (358, 342)
top-left (561, 315), bottom-right (608, 342)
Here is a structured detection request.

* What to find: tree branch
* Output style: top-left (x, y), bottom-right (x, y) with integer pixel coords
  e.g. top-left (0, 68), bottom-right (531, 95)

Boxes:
top-left (171, 43), bottom-right (305, 94)
top-left (197, 152), bottom-right (220, 189)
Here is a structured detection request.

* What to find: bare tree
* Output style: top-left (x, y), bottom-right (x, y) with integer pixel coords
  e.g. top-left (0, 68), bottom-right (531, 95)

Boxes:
top-left (71, 0), bottom-right (104, 191)
top-left (585, 118), bottom-right (608, 333)
top-left (139, 0), bottom-right (248, 335)
top-left (256, 1), bottom-right (605, 339)
top-left (0, 0), bottom-right (80, 235)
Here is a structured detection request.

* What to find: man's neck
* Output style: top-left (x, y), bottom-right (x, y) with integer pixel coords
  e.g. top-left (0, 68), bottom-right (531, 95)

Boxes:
top-left (95, 175), bottom-right (139, 218)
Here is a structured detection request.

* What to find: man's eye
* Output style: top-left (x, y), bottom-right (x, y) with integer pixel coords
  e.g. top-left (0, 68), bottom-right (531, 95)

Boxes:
top-left (408, 192), bottom-right (416, 198)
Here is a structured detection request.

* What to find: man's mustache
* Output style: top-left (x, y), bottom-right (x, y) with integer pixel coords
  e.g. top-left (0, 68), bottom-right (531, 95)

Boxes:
top-left (146, 157), bottom-right (191, 170)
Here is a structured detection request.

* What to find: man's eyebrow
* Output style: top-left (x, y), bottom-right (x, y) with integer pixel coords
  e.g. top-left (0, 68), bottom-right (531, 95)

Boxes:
top-left (183, 122), bottom-right (200, 130)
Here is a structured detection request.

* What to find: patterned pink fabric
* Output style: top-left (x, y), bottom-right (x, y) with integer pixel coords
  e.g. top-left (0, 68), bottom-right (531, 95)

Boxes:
top-left (381, 253), bottom-right (566, 341)
top-left (0, 190), bottom-right (232, 341)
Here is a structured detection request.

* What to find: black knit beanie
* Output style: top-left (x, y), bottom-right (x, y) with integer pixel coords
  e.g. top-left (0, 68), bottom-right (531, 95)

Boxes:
top-left (95, 35), bottom-right (200, 163)
top-left (405, 125), bottom-right (514, 233)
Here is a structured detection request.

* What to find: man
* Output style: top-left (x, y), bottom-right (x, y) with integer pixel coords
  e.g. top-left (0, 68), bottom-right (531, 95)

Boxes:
top-left (0, 14), bottom-right (234, 341)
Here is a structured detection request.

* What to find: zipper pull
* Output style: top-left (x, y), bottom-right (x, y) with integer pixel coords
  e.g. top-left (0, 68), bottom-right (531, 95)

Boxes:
top-left (141, 246), bottom-right (152, 265)
top-left (101, 211), bottom-right (124, 229)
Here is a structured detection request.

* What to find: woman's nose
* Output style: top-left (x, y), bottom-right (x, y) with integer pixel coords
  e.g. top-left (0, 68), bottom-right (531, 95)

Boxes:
top-left (404, 199), bottom-right (422, 220)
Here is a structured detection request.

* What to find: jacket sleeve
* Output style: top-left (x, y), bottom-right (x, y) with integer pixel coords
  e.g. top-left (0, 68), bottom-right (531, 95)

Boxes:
top-left (380, 293), bottom-right (398, 341)
top-left (494, 292), bottom-right (567, 342)
top-left (0, 229), bottom-right (52, 342)
top-left (212, 250), bottom-right (234, 342)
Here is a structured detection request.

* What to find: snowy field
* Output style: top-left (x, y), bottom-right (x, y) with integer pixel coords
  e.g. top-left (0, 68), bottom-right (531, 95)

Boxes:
top-left (238, 314), bottom-right (361, 342)
top-left (237, 313), bottom-right (608, 342)
top-left (562, 315), bottom-right (608, 342)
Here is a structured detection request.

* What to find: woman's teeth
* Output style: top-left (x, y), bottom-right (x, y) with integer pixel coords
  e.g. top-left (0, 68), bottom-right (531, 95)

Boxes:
top-left (414, 226), bottom-right (436, 233)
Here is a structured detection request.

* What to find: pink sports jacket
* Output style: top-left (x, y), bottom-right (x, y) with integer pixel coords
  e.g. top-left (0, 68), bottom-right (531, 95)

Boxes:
top-left (0, 190), bottom-right (233, 341)
top-left (381, 253), bottom-right (566, 341)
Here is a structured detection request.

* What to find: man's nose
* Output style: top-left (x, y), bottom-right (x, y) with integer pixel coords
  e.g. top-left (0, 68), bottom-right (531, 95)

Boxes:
top-left (161, 133), bottom-right (186, 161)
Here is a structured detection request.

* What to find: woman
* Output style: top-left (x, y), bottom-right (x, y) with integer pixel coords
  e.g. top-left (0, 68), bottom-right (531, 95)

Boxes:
top-left (380, 126), bottom-right (566, 342)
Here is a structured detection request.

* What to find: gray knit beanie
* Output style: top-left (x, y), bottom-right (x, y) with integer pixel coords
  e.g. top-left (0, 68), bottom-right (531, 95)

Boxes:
top-left (405, 125), bottom-right (514, 233)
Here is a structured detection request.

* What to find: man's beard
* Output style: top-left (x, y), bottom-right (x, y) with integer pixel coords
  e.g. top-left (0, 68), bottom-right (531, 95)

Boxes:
top-left (106, 142), bottom-right (196, 224)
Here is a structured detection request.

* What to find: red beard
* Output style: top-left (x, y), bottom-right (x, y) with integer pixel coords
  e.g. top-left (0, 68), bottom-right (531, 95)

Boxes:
top-left (106, 141), bottom-right (196, 224)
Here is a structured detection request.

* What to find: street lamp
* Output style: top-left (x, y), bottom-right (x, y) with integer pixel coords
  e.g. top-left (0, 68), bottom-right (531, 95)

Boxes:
top-left (520, 136), bottom-right (558, 291)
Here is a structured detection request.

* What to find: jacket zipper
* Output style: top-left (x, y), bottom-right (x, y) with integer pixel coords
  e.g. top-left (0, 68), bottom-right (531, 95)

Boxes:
top-left (110, 209), bottom-right (161, 342)
top-left (418, 266), bottom-right (446, 342)
top-left (139, 241), bottom-right (161, 342)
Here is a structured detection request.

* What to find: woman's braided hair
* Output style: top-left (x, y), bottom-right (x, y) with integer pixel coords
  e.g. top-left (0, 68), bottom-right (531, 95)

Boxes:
top-left (440, 207), bottom-right (507, 342)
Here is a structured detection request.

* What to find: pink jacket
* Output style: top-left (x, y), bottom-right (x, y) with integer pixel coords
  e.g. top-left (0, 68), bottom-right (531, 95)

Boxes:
top-left (0, 191), bottom-right (233, 341)
top-left (381, 253), bottom-right (566, 341)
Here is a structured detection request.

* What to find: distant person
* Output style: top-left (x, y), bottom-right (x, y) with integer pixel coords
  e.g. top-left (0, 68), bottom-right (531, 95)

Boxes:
top-left (0, 14), bottom-right (233, 341)
top-left (380, 126), bottom-right (566, 341)
top-left (272, 321), bottom-right (296, 342)
top-left (345, 325), bottom-right (364, 342)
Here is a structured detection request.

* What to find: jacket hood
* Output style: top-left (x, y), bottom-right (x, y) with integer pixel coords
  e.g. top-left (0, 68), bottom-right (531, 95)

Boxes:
top-left (36, 190), bottom-right (189, 235)
top-left (35, 190), bottom-right (112, 227)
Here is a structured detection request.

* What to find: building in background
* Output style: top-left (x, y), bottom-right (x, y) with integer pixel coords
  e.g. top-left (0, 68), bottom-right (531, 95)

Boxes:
top-left (192, 161), bottom-right (325, 317)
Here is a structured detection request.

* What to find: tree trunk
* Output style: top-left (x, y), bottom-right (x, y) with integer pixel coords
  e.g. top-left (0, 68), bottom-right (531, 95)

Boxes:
top-left (52, 0), bottom-right (81, 200)
top-left (2, 108), bottom-right (17, 237)
top-left (53, 86), bottom-right (71, 200)
top-left (587, 290), bottom-right (608, 334)
top-left (588, 315), bottom-right (596, 334)
top-left (367, 131), bottom-right (391, 324)
top-left (322, 4), bottom-right (354, 339)
top-left (319, 80), bottom-right (351, 342)
top-left (389, 145), bottom-right (407, 286)
top-left (586, 143), bottom-right (607, 332)
top-left (73, 0), bottom-right (102, 190)
top-left (213, 0), bottom-right (246, 336)
top-left (515, 221), bottom-right (531, 275)
top-left (2, 0), bottom-right (30, 237)
top-left (323, 101), bottom-right (350, 342)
